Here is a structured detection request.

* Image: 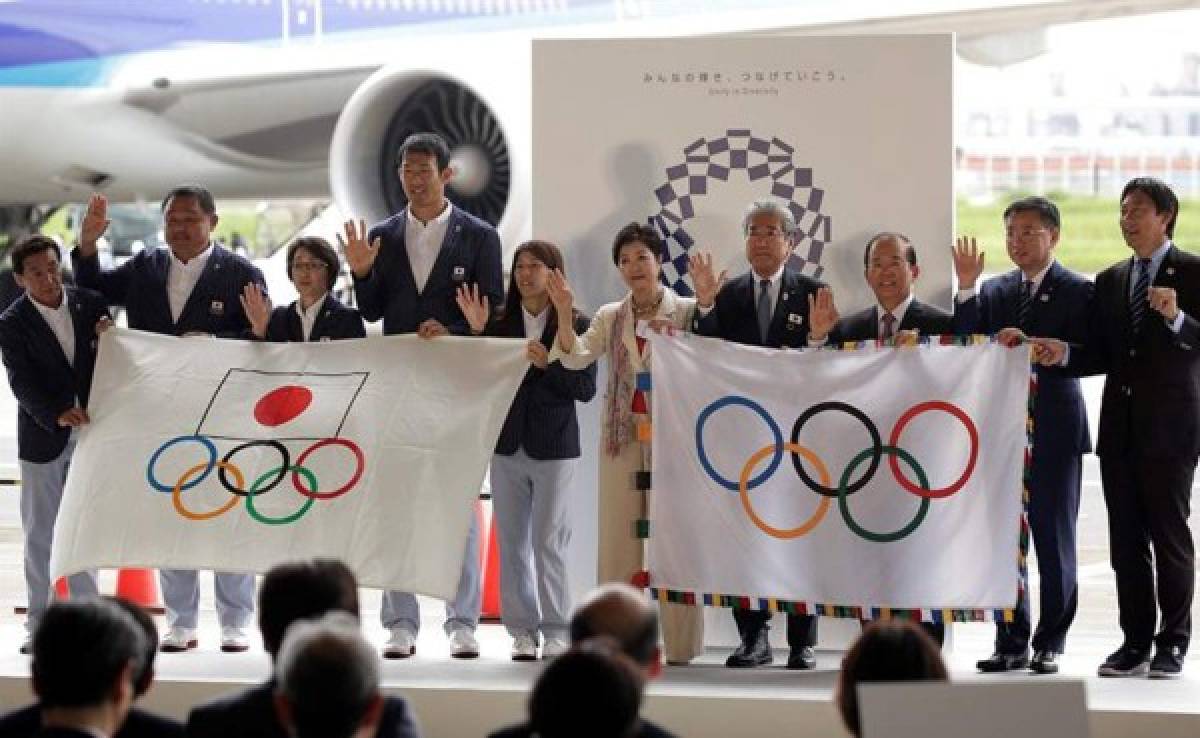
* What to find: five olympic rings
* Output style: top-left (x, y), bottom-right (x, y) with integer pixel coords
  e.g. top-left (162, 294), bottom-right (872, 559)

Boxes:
top-left (695, 397), bottom-right (979, 542)
top-left (146, 434), bottom-right (365, 526)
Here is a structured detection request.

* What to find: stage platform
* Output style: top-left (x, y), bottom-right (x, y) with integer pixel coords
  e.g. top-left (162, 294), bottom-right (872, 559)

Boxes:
top-left (0, 616), bottom-right (1196, 738)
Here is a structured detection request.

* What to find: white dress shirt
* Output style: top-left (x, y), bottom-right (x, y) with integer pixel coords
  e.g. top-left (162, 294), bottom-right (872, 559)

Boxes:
top-left (294, 294), bottom-right (327, 342)
top-left (31, 293), bottom-right (75, 367)
top-left (405, 201), bottom-right (453, 294)
top-left (167, 243), bottom-right (214, 323)
top-left (522, 303), bottom-right (550, 340)
top-left (876, 293), bottom-right (915, 338)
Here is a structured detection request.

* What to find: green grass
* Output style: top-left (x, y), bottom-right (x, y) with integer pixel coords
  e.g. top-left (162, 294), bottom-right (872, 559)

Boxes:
top-left (958, 195), bottom-right (1200, 275)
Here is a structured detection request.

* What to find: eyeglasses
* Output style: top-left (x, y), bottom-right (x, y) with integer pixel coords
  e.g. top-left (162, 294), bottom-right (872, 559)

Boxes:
top-left (747, 226), bottom-right (785, 238)
top-left (291, 261), bottom-right (328, 272)
top-left (1005, 228), bottom-right (1049, 241)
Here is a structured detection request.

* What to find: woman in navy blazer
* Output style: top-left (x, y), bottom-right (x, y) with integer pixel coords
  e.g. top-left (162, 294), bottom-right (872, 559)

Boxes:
top-left (459, 240), bottom-right (597, 661)
top-left (242, 237), bottom-right (365, 342)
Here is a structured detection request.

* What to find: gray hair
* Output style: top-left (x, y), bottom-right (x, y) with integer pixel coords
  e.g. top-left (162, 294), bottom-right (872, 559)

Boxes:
top-left (276, 613), bottom-right (380, 738)
top-left (741, 198), bottom-right (797, 237)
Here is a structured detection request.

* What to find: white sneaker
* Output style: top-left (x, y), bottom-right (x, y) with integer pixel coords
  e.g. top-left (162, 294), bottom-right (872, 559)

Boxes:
top-left (448, 628), bottom-right (480, 659)
top-left (160, 626), bottom-right (198, 653)
top-left (383, 628), bottom-right (416, 659)
top-left (511, 634), bottom-right (539, 661)
top-left (220, 626), bottom-right (250, 653)
top-left (542, 636), bottom-right (569, 659)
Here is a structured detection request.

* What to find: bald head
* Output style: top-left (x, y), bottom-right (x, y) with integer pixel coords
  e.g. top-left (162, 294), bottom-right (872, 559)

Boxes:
top-left (569, 584), bottom-right (659, 669)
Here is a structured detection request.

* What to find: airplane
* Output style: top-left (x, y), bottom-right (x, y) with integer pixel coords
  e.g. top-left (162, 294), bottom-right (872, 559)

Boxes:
top-left (1, 0), bottom-right (1198, 261)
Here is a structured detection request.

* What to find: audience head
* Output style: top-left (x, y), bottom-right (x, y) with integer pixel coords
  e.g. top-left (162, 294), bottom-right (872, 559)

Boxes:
top-left (1003, 195), bottom-right (1061, 276)
top-left (741, 198), bottom-right (796, 279)
top-left (258, 558), bottom-right (360, 660)
top-left (105, 596), bottom-right (158, 698)
top-left (1120, 176), bottom-right (1178, 252)
top-left (569, 583), bottom-right (661, 677)
top-left (32, 599), bottom-right (146, 732)
top-left (505, 239), bottom-right (565, 318)
top-left (10, 234), bottom-right (64, 308)
top-left (862, 232), bottom-right (918, 310)
top-left (835, 620), bottom-right (948, 737)
top-left (528, 637), bottom-right (644, 738)
top-left (274, 612), bottom-right (383, 738)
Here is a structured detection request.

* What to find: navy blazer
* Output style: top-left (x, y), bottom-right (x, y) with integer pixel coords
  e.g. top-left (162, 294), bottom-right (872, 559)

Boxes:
top-left (186, 680), bottom-right (419, 738)
top-left (490, 308), bottom-right (597, 460)
top-left (694, 268), bottom-right (825, 348)
top-left (71, 245), bottom-right (265, 337)
top-left (954, 261), bottom-right (1093, 457)
top-left (0, 288), bottom-right (110, 463)
top-left (262, 294), bottom-right (366, 342)
top-left (1066, 246), bottom-right (1200, 459)
top-left (829, 298), bottom-right (953, 344)
top-left (0, 704), bottom-right (183, 738)
top-left (355, 205), bottom-right (503, 336)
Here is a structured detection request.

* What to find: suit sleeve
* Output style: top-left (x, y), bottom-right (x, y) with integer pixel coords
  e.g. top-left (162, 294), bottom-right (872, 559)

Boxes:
top-left (344, 308), bottom-right (367, 338)
top-left (353, 224), bottom-right (390, 324)
top-left (540, 313), bottom-right (599, 402)
top-left (70, 248), bottom-right (134, 307)
top-left (0, 323), bottom-right (71, 433)
top-left (952, 294), bottom-right (982, 335)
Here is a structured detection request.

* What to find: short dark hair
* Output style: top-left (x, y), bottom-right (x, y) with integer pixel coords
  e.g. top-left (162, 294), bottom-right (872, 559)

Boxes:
top-left (161, 184), bottom-right (217, 215)
top-left (258, 559), bottom-right (360, 660)
top-left (32, 599), bottom-right (145, 709)
top-left (529, 638), bottom-right (644, 738)
top-left (1121, 176), bottom-right (1179, 238)
top-left (10, 235), bottom-right (61, 275)
top-left (836, 621), bottom-right (948, 737)
top-left (397, 132), bottom-right (451, 171)
top-left (863, 232), bottom-right (916, 268)
top-left (569, 584), bottom-right (659, 667)
top-left (611, 222), bottom-right (664, 266)
top-left (105, 596), bottom-right (158, 697)
top-left (1003, 195), bottom-right (1061, 230)
top-left (288, 237), bottom-right (341, 291)
top-left (276, 613), bottom-right (378, 738)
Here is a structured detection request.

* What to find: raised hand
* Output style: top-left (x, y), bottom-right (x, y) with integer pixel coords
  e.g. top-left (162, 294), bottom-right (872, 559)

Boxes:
top-left (455, 283), bottom-right (490, 335)
top-left (546, 268), bottom-right (575, 316)
top-left (338, 219), bottom-right (380, 279)
top-left (952, 236), bottom-right (985, 291)
top-left (807, 286), bottom-right (839, 341)
top-left (239, 283), bottom-right (272, 339)
top-left (688, 251), bottom-right (726, 308)
top-left (79, 193), bottom-right (110, 257)
top-left (527, 339), bottom-right (549, 369)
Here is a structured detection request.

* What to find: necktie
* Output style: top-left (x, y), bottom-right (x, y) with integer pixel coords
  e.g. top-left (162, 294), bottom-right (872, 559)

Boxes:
top-left (756, 278), bottom-right (772, 343)
top-left (881, 311), bottom-right (896, 340)
top-left (1130, 258), bottom-right (1152, 333)
top-left (1017, 280), bottom-right (1033, 333)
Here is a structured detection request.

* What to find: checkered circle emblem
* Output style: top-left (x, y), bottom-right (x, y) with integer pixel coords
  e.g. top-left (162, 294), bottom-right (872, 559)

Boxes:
top-left (648, 129), bottom-right (832, 295)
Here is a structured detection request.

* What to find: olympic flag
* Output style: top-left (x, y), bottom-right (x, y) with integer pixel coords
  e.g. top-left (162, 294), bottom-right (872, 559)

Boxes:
top-left (50, 328), bottom-right (528, 599)
top-left (648, 333), bottom-right (1030, 619)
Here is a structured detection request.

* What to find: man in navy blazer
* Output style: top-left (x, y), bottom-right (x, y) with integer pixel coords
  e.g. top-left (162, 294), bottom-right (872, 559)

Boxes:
top-left (0, 236), bottom-right (108, 653)
top-left (72, 186), bottom-right (266, 654)
top-left (692, 198), bottom-right (838, 670)
top-left (344, 132), bottom-right (503, 660)
top-left (952, 196), bottom-right (1092, 675)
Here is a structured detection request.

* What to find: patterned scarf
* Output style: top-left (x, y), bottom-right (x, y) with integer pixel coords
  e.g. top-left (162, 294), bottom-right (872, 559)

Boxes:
top-left (603, 297), bottom-right (636, 457)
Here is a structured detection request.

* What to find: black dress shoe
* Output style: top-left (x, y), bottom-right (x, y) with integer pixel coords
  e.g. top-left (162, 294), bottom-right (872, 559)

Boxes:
top-left (786, 645), bottom-right (817, 670)
top-left (1148, 645), bottom-right (1184, 679)
top-left (976, 651), bottom-right (1030, 672)
top-left (1097, 645), bottom-right (1150, 677)
top-left (1029, 650), bottom-right (1060, 674)
top-left (725, 628), bottom-right (772, 668)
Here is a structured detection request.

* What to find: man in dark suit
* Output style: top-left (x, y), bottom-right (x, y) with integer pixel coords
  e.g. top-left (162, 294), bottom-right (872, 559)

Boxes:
top-left (692, 198), bottom-right (836, 670)
top-left (14, 599), bottom-right (146, 738)
top-left (829, 232), bottom-right (953, 344)
top-left (72, 186), bottom-right (266, 654)
top-left (0, 596), bottom-right (184, 737)
top-left (953, 196), bottom-right (1093, 675)
top-left (343, 132), bottom-right (503, 660)
top-left (1034, 178), bottom-right (1199, 679)
top-left (186, 559), bottom-right (420, 738)
top-left (0, 235), bottom-right (108, 654)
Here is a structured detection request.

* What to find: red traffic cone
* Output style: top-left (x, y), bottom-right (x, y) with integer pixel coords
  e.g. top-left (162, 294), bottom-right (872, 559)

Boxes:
top-left (115, 569), bottom-right (164, 614)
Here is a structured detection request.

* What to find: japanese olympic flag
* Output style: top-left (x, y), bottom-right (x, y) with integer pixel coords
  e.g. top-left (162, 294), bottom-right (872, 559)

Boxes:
top-left (51, 328), bottom-right (528, 598)
top-left (648, 332), bottom-right (1029, 620)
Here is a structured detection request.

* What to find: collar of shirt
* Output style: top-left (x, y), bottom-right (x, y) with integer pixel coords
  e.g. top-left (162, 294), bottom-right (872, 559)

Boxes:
top-left (30, 291), bottom-right (68, 324)
top-left (522, 303), bottom-right (550, 340)
top-left (1139, 240), bottom-right (1173, 280)
top-left (877, 293), bottom-right (915, 328)
top-left (30, 291), bottom-right (75, 363)
top-left (405, 201), bottom-right (454, 293)
top-left (294, 293), bottom-right (327, 341)
top-left (407, 199), bottom-right (453, 229)
top-left (1022, 260), bottom-right (1055, 294)
top-left (169, 241), bottom-right (215, 276)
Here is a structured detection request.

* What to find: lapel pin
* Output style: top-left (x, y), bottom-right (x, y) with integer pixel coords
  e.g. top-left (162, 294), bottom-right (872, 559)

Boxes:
top-left (787, 313), bottom-right (803, 324)
top-left (781, 291), bottom-right (789, 301)
top-left (1167, 267), bottom-right (1176, 276)
top-left (1040, 294), bottom-right (1049, 302)
top-left (453, 266), bottom-right (466, 279)
top-left (210, 300), bottom-right (224, 316)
